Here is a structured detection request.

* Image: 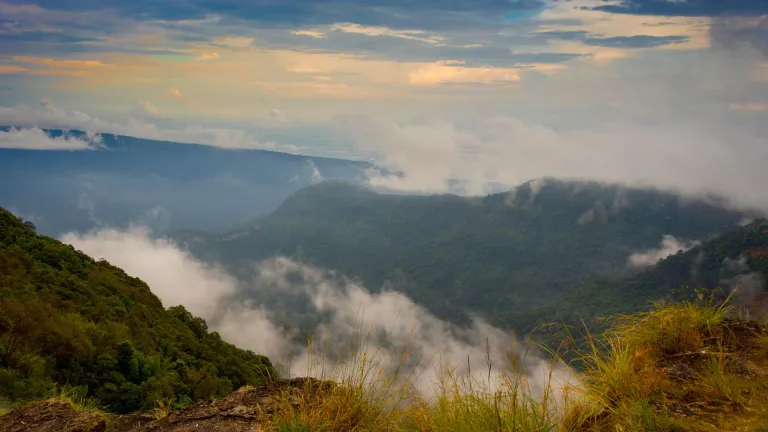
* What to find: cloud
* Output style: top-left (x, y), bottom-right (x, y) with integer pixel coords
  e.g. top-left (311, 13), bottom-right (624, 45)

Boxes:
top-left (584, 35), bottom-right (690, 48)
top-left (408, 62), bottom-right (521, 85)
top-left (536, 31), bottom-right (691, 49)
top-left (2, 56), bottom-right (113, 76)
top-left (169, 87), bottom-right (183, 98)
top-left (60, 226), bottom-right (241, 322)
top-left (132, 100), bottom-right (165, 121)
top-left (719, 256), bottom-right (766, 305)
top-left (329, 23), bottom-right (446, 44)
top-left (730, 102), bottom-right (768, 111)
top-left (196, 52), bottom-right (221, 61)
top-left (17, 0), bottom-right (546, 31)
top-left (212, 36), bottom-right (254, 48)
top-left (336, 115), bottom-right (768, 213)
top-left (269, 108), bottom-right (286, 121)
top-left (0, 66), bottom-right (30, 74)
top-left (0, 126), bottom-right (102, 150)
top-left (0, 102), bottom-right (296, 151)
top-left (593, 0), bottom-right (768, 17)
top-left (710, 15), bottom-right (768, 58)
top-left (628, 235), bottom-right (700, 268)
top-left (61, 227), bottom-right (575, 398)
top-left (291, 29), bottom-right (327, 39)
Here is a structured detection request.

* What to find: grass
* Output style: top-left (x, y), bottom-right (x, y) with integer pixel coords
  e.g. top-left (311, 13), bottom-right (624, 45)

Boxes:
top-left (269, 322), bottom-right (575, 432)
top-left (4, 290), bottom-right (766, 431)
top-left (48, 384), bottom-right (105, 415)
top-left (149, 398), bottom-right (174, 420)
top-left (269, 290), bottom-right (768, 432)
top-left (0, 399), bottom-right (12, 416)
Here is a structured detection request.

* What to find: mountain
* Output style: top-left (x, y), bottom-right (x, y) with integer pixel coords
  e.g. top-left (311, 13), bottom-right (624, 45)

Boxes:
top-left (0, 129), bottom-right (372, 236)
top-left (0, 206), bottom-right (276, 414)
top-left (508, 218), bottom-right (768, 336)
top-left (176, 179), bottom-right (754, 330)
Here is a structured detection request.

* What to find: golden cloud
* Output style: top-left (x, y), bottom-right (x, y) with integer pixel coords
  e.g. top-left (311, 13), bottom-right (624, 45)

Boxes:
top-left (730, 102), bottom-right (768, 111)
top-left (409, 63), bottom-right (521, 85)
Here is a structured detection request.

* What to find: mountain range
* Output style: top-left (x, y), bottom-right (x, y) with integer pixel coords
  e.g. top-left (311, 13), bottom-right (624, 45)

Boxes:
top-left (173, 179), bottom-right (763, 335)
top-left (0, 129), bottom-right (371, 236)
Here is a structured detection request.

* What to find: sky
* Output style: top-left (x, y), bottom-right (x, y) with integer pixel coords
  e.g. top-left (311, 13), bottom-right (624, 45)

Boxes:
top-left (1, 0), bottom-right (767, 200)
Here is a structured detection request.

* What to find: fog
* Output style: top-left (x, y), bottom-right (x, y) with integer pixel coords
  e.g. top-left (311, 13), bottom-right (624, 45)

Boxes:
top-left (60, 226), bottom-right (576, 399)
top-left (628, 235), bottom-right (701, 268)
top-left (337, 115), bottom-right (768, 214)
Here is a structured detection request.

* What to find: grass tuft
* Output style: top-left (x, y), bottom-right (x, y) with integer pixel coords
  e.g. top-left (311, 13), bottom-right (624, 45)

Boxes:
top-left (149, 398), bottom-right (174, 420)
top-left (48, 384), bottom-right (104, 415)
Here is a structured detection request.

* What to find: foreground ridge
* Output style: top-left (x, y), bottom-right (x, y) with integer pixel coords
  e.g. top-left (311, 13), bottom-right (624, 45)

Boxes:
top-left (5, 296), bottom-right (768, 431)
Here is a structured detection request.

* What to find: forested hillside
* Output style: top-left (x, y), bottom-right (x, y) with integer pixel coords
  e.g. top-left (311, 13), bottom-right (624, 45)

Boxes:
top-left (0, 207), bottom-right (276, 413)
top-left (508, 218), bottom-right (768, 336)
top-left (177, 179), bottom-right (752, 329)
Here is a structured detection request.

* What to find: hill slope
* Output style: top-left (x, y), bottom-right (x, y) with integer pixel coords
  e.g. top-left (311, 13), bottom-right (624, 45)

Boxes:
top-left (0, 207), bottom-right (276, 413)
top-left (178, 179), bottom-right (753, 329)
top-left (509, 218), bottom-right (768, 335)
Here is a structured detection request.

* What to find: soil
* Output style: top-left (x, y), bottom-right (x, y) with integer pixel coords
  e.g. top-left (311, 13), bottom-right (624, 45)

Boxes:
top-left (0, 378), bottom-right (332, 432)
top-left (0, 400), bottom-right (106, 432)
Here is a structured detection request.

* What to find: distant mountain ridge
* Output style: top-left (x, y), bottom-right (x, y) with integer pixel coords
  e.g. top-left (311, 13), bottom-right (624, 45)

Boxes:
top-left (178, 179), bottom-right (755, 331)
top-left (0, 128), bottom-right (372, 235)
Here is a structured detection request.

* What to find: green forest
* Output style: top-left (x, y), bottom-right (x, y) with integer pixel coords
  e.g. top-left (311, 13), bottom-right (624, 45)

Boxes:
top-left (0, 207), bottom-right (276, 414)
top-left (177, 180), bottom-right (755, 332)
top-left (505, 218), bottom-right (768, 336)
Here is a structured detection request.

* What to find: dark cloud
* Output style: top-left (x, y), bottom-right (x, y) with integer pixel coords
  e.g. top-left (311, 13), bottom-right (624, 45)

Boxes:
top-left (710, 15), bottom-right (768, 57)
top-left (0, 31), bottom-right (101, 44)
top-left (593, 0), bottom-right (768, 17)
top-left (534, 31), bottom-right (690, 49)
top-left (584, 35), bottom-right (690, 48)
top-left (7, 0), bottom-right (546, 30)
top-left (264, 29), bottom-right (583, 67)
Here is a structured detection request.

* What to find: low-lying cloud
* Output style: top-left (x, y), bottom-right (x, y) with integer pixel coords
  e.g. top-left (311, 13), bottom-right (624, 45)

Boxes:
top-left (61, 226), bottom-right (574, 398)
top-left (0, 103), bottom-right (296, 152)
top-left (720, 256), bottom-right (767, 306)
top-left (628, 235), bottom-right (700, 268)
top-left (0, 127), bottom-right (102, 150)
top-left (338, 115), bottom-right (768, 214)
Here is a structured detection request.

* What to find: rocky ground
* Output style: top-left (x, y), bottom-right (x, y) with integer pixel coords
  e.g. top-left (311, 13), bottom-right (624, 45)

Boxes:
top-left (0, 378), bottom-right (331, 432)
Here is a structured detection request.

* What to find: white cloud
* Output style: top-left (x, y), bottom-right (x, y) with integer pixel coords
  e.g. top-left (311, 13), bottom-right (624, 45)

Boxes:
top-left (330, 23), bottom-right (446, 45)
top-left (196, 52), bottom-right (220, 61)
top-left (212, 36), bottom-right (254, 48)
top-left (291, 29), bottom-right (326, 39)
top-left (0, 127), bottom-right (101, 150)
top-left (60, 227), bottom-right (575, 399)
top-left (337, 115), bottom-right (768, 213)
top-left (628, 235), bottom-right (700, 268)
top-left (0, 103), bottom-right (297, 151)
top-left (269, 108), bottom-right (286, 121)
top-left (408, 62), bottom-right (521, 85)
top-left (132, 100), bottom-right (165, 121)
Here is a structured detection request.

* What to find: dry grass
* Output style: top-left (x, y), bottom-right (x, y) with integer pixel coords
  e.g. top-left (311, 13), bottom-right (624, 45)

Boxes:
top-left (149, 398), bottom-right (174, 420)
top-left (48, 384), bottom-right (104, 415)
top-left (267, 290), bottom-right (768, 432)
top-left (268, 330), bottom-right (574, 432)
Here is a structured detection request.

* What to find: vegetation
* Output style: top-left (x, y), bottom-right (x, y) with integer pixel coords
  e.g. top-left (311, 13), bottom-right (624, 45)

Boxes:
top-left (506, 218), bottom-right (768, 339)
top-left (265, 294), bottom-right (768, 432)
top-left (176, 179), bottom-right (752, 332)
top-left (0, 206), bottom-right (276, 414)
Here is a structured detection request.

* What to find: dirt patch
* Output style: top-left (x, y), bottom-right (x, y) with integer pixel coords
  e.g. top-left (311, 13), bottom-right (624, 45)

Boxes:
top-left (0, 378), bottom-right (333, 432)
top-left (125, 378), bottom-right (332, 432)
top-left (0, 400), bottom-right (106, 432)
